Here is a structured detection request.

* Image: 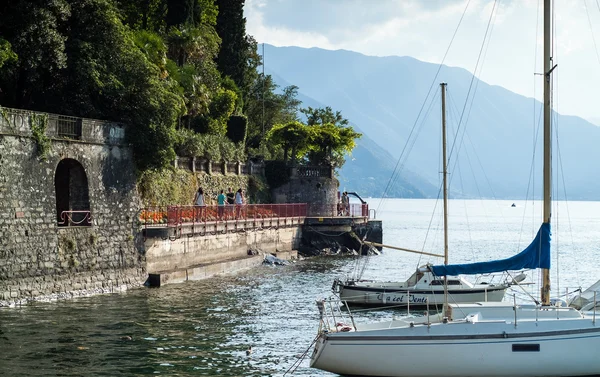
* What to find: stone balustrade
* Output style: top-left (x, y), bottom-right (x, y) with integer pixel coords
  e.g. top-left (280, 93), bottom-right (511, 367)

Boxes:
top-left (0, 105), bottom-right (126, 146)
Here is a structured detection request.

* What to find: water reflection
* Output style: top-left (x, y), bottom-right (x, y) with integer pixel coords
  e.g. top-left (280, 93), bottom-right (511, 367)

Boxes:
top-left (0, 259), bottom-right (352, 376)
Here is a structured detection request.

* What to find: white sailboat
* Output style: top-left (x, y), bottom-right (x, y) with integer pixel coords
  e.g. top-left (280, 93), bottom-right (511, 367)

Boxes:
top-left (310, 1), bottom-right (600, 375)
top-left (333, 84), bottom-right (512, 307)
top-left (333, 267), bottom-right (510, 307)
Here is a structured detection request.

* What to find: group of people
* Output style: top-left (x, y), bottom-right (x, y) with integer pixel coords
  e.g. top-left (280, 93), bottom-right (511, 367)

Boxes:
top-left (194, 187), bottom-right (245, 220)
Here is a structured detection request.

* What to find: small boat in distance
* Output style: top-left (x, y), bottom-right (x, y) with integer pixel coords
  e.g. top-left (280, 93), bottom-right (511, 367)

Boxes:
top-left (511, 203), bottom-right (516, 207)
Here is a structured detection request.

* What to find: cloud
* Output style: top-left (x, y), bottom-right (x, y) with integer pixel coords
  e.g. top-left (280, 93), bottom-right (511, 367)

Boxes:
top-left (245, 0), bottom-right (470, 51)
top-left (244, 0), bottom-right (600, 119)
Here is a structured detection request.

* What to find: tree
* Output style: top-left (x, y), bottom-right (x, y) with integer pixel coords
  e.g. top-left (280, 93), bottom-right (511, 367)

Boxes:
top-left (244, 74), bottom-right (300, 150)
top-left (301, 106), bottom-right (349, 127)
top-left (215, 0), bottom-right (259, 102)
top-left (266, 121), bottom-right (311, 164)
top-left (0, 39), bottom-right (17, 70)
top-left (114, 0), bottom-right (165, 31)
top-left (0, 0), bottom-right (70, 109)
top-left (308, 123), bottom-right (361, 167)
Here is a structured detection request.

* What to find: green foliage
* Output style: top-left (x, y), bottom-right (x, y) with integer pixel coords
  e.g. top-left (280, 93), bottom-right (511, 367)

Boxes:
top-left (301, 106), bottom-right (349, 127)
top-left (265, 160), bottom-right (290, 190)
top-left (247, 174), bottom-right (270, 204)
top-left (173, 129), bottom-right (245, 162)
top-left (266, 113), bottom-right (361, 168)
top-left (30, 113), bottom-right (51, 160)
top-left (0, 0), bottom-right (359, 181)
top-left (115, 0), bottom-right (165, 31)
top-left (244, 76), bottom-right (301, 150)
top-left (247, 141), bottom-right (274, 161)
top-left (221, 75), bottom-right (243, 112)
top-left (308, 123), bottom-right (362, 167)
top-left (202, 133), bottom-right (222, 160)
top-left (220, 139), bottom-right (236, 161)
top-left (266, 121), bottom-right (311, 163)
top-left (0, 0), bottom-right (71, 108)
top-left (173, 128), bottom-right (204, 156)
top-left (215, 0), bottom-right (259, 98)
top-left (226, 114), bottom-right (247, 144)
top-left (133, 30), bottom-right (168, 70)
top-left (207, 88), bottom-right (236, 134)
top-left (0, 38), bottom-right (17, 69)
top-left (138, 168), bottom-right (196, 206)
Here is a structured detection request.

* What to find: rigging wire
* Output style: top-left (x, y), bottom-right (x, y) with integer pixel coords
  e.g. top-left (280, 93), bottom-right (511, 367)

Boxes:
top-left (532, 0), bottom-right (541, 244)
top-left (376, 0), bottom-right (472, 212)
top-left (446, 0), bottom-right (498, 168)
top-left (550, 0), bottom-right (580, 294)
top-left (383, 0), bottom-right (499, 273)
top-left (584, 0), bottom-right (600, 66)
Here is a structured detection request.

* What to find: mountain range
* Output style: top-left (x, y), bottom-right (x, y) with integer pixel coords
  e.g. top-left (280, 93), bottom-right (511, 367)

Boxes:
top-left (264, 44), bottom-right (600, 200)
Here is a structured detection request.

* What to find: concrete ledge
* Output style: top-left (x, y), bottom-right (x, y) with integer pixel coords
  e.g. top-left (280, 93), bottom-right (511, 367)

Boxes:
top-left (304, 216), bottom-right (368, 226)
top-left (147, 255), bottom-right (264, 287)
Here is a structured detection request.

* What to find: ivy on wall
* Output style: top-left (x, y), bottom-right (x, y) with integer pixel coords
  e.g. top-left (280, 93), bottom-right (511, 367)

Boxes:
top-left (30, 113), bottom-right (51, 160)
top-left (137, 168), bottom-right (268, 207)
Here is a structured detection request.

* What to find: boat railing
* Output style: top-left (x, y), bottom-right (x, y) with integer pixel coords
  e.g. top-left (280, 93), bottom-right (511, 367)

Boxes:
top-left (316, 297), bottom-right (358, 333)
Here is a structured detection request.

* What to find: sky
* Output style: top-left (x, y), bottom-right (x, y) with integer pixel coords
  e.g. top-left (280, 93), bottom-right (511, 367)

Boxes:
top-left (245, 0), bottom-right (600, 126)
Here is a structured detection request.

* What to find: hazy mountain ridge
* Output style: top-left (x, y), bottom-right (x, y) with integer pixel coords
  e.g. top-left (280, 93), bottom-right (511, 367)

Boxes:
top-left (264, 45), bottom-right (600, 200)
top-left (269, 71), bottom-right (437, 198)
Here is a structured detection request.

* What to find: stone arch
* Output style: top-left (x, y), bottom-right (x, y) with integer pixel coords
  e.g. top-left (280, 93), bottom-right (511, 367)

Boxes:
top-left (55, 158), bottom-right (91, 226)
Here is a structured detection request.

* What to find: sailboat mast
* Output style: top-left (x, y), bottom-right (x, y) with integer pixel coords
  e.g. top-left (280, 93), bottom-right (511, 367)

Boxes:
top-left (541, 0), bottom-right (552, 305)
top-left (441, 83), bottom-right (449, 313)
top-left (441, 83), bottom-right (449, 266)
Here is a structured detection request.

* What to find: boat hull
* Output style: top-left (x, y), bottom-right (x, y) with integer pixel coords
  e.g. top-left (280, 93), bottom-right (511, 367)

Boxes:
top-left (310, 318), bottom-right (600, 377)
top-left (338, 284), bottom-right (507, 307)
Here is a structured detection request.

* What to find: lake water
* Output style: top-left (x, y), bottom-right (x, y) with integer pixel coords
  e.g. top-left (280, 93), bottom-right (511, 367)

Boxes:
top-left (2, 198), bottom-right (600, 376)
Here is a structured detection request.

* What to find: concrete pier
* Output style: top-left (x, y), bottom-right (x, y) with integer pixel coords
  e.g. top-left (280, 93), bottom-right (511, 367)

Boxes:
top-left (142, 217), bottom-right (304, 287)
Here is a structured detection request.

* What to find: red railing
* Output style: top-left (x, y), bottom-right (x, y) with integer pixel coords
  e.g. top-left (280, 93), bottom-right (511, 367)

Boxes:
top-left (307, 203), bottom-right (369, 217)
top-left (139, 203), bottom-right (307, 227)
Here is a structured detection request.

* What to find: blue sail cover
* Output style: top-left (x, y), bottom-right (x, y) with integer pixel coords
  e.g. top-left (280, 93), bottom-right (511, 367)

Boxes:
top-left (430, 223), bottom-right (551, 276)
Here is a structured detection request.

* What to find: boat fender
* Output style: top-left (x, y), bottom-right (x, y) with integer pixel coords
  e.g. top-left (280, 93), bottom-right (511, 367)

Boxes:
top-left (335, 322), bottom-right (352, 332)
top-left (510, 273), bottom-right (527, 285)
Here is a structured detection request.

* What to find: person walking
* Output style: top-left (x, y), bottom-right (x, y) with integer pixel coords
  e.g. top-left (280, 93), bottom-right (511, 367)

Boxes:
top-left (217, 189), bottom-right (226, 220)
top-left (226, 187), bottom-right (235, 219)
top-left (235, 188), bottom-right (245, 219)
top-left (194, 187), bottom-right (205, 221)
top-left (341, 191), bottom-right (350, 216)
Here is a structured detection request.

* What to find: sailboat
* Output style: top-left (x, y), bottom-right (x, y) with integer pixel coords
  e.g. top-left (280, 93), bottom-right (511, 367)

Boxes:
top-left (333, 84), bottom-right (512, 307)
top-left (333, 267), bottom-right (511, 307)
top-left (310, 1), bottom-right (600, 375)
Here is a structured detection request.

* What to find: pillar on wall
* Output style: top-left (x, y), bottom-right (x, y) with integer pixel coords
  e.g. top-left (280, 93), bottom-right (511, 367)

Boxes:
top-left (173, 157), bottom-right (178, 169)
top-left (208, 160), bottom-right (213, 175)
top-left (192, 157), bottom-right (196, 172)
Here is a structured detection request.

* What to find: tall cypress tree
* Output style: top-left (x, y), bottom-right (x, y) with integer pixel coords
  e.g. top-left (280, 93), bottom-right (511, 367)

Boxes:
top-left (215, 0), bottom-right (258, 100)
top-left (166, 0), bottom-right (198, 27)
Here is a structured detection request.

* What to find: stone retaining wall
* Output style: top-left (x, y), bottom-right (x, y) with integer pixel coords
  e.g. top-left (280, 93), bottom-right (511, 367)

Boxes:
top-left (0, 112), bottom-right (145, 306)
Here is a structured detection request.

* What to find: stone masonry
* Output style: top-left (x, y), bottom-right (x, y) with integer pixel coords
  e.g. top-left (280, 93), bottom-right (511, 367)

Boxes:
top-left (0, 108), bottom-right (145, 306)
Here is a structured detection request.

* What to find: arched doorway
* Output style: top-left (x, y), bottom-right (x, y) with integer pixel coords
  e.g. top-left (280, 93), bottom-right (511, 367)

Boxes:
top-left (55, 158), bottom-right (91, 226)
